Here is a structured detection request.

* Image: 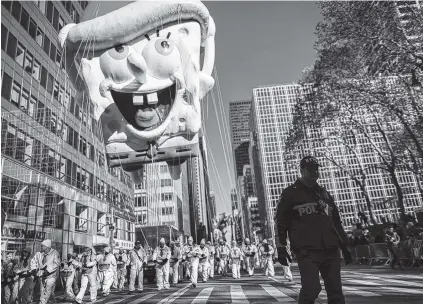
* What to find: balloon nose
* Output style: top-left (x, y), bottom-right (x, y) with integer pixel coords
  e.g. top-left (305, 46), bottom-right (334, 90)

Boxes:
top-left (127, 52), bottom-right (147, 83)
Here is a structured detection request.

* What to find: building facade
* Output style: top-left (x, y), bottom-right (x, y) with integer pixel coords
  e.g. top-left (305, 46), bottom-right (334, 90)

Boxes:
top-left (1, 1), bottom-right (135, 257)
top-left (250, 83), bottom-right (422, 236)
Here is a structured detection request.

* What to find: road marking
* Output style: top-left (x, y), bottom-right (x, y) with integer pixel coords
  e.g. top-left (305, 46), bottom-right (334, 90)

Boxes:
top-left (107, 295), bottom-right (134, 304)
top-left (346, 279), bottom-right (382, 286)
top-left (158, 284), bottom-right (191, 304)
top-left (231, 285), bottom-right (249, 304)
top-left (260, 284), bottom-right (296, 303)
top-left (126, 293), bottom-right (158, 304)
top-left (363, 275), bottom-right (423, 288)
top-left (381, 287), bottom-right (423, 295)
top-left (342, 286), bottom-right (381, 297)
top-left (191, 287), bottom-right (214, 303)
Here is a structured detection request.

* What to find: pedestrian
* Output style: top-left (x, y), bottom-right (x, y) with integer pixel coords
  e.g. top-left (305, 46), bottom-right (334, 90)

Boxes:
top-left (129, 241), bottom-right (147, 292)
top-left (241, 238), bottom-right (257, 276)
top-left (182, 236), bottom-right (200, 288)
top-left (259, 239), bottom-right (275, 277)
top-left (206, 241), bottom-right (215, 279)
top-left (100, 247), bottom-right (117, 296)
top-left (153, 238), bottom-right (171, 290)
top-left (275, 156), bottom-right (352, 304)
top-left (116, 248), bottom-right (128, 291)
top-left (38, 239), bottom-right (60, 304)
top-left (385, 225), bottom-right (403, 270)
top-left (169, 241), bottom-right (181, 286)
top-left (229, 241), bottom-right (242, 279)
top-left (198, 239), bottom-right (209, 283)
top-left (216, 239), bottom-right (229, 277)
top-left (75, 246), bottom-right (98, 304)
top-left (17, 247), bottom-right (35, 304)
top-left (2, 251), bottom-right (19, 304)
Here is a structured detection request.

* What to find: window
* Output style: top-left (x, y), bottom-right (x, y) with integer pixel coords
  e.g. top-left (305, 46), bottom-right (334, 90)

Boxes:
top-left (1, 25), bottom-right (7, 51)
top-left (4, 124), bottom-right (16, 157)
top-left (20, 9), bottom-right (30, 31)
top-left (47, 72), bottom-right (54, 93)
top-left (162, 207), bottom-right (173, 215)
top-left (36, 28), bottom-right (44, 47)
top-left (1, 1), bottom-right (11, 11)
top-left (1, 73), bottom-right (13, 100)
top-left (29, 95), bottom-right (36, 117)
top-left (43, 192), bottom-right (64, 228)
top-left (161, 193), bottom-right (173, 201)
top-left (15, 129), bottom-right (27, 162)
top-left (24, 50), bottom-right (33, 74)
top-left (6, 33), bottom-right (17, 59)
top-left (15, 43), bottom-right (25, 67)
top-left (38, 0), bottom-right (46, 14)
top-left (28, 19), bottom-right (37, 40)
top-left (20, 88), bottom-right (29, 112)
top-left (73, 130), bottom-right (79, 150)
top-left (53, 7), bottom-right (59, 31)
top-left (35, 101), bottom-right (45, 124)
top-left (40, 66), bottom-right (48, 88)
top-left (43, 35), bottom-right (50, 55)
top-left (79, 137), bottom-right (87, 155)
top-left (53, 81), bottom-right (59, 99)
top-left (32, 59), bottom-right (41, 81)
top-left (46, 1), bottom-right (54, 23)
top-left (97, 211), bottom-right (106, 235)
top-left (11, 1), bottom-right (21, 21)
top-left (11, 81), bottom-right (21, 107)
top-left (49, 43), bottom-right (56, 62)
top-left (160, 179), bottom-right (172, 187)
top-left (55, 50), bottom-right (62, 66)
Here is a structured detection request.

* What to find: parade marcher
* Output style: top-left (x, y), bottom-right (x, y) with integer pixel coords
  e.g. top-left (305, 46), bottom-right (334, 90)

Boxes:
top-left (385, 225), bottom-right (403, 270)
top-left (17, 247), bottom-right (35, 304)
top-left (2, 252), bottom-right (19, 304)
top-left (169, 241), bottom-right (181, 286)
top-left (198, 239), bottom-right (210, 283)
top-left (75, 246), bottom-right (98, 304)
top-left (100, 247), bottom-right (117, 296)
top-left (182, 236), bottom-right (201, 288)
top-left (129, 241), bottom-right (147, 292)
top-left (152, 238), bottom-right (171, 290)
top-left (96, 249), bottom-right (105, 292)
top-left (60, 253), bottom-right (80, 301)
top-left (241, 238), bottom-right (257, 276)
top-left (260, 239), bottom-right (275, 277)
top-left (275, 156), bottom-right (352, 304)
top-left (216, 239), bottom-right (229, 277)
top-left (229, 241), bottom-right (242, 279)
top-left (116, 248), bottom-right (128, 290)
top-left (206, 241), bottom-right (215, 279)
top-left (38, 239), bottom-right (60, 304)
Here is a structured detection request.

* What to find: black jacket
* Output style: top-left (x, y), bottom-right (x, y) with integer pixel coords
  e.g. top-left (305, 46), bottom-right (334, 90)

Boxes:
top-left (275, 179), bottom-right (349, 252)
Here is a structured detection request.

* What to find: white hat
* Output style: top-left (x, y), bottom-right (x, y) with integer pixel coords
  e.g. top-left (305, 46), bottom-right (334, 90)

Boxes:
top-left (200, 239), bottom-right (205, 245)
top-left (159, 238), bottom-right (165, 244)
top-left (41, 239), bottom-right (52, 248)
top-left (188, 236), bottom-right (193, 242)
top-left (104, 247), bottom-right (111, 252)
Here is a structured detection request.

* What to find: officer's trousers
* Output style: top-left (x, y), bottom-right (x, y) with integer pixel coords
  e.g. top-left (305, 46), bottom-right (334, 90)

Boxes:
top-left (232, 259), bottom-right (241, 279)
top-left (129, 266), bottom-right (144, 291)
top-left (199, 262), bottom-right (208, 282)
top-left (76, 272), bottom-right (97, 303)
top-left (245, 256), bottom-right (255, 276)
top-left (208, 259), bottom-right (214, 278)
top-left (156, 264), bottom-right (170, 290)
top-left (102, 269), bottom-right (115, 295)
top-left (117, 268), bottom-right (126, 290)
top-left (39, 275), bottom-right (57, 304)
top-left (65, 271), bottom-right (76, 300)
top-left (170, 262), bottom-right (179, 285)
top-left (296, 249), bottom-right (345, 304)
top-left (189, 258), bottom-right (199, 286)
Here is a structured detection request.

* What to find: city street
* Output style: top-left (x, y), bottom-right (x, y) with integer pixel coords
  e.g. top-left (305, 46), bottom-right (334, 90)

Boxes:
top-left (58, 265), bottom-right (423, 304)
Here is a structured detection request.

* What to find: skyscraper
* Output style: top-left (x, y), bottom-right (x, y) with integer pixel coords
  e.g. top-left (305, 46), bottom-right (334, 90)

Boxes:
top-left (1, 1), bottom-right (135, 256)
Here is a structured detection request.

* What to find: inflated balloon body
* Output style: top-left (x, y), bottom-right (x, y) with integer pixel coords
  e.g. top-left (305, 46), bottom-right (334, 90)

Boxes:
top-left (59, 0), bottom-right (215, 182)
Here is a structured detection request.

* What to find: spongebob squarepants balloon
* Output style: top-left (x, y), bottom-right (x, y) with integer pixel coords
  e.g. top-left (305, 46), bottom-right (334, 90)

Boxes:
top-left (59, 0), bottom-right (215, 183)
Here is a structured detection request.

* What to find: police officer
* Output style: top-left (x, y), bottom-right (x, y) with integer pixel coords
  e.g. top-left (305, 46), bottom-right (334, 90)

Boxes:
top-left (275, 156), bottom-right (352, 304)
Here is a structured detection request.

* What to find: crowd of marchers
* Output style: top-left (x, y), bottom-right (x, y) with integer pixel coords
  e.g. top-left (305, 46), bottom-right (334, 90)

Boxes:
top-left (1, 236), bottom-right (292, 304)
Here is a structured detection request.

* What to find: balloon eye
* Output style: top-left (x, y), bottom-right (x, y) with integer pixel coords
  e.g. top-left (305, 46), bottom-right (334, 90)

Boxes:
top-left (155, 38), bottom-right (174, 56)
top-left (108, 45), bottom-right (129, 60)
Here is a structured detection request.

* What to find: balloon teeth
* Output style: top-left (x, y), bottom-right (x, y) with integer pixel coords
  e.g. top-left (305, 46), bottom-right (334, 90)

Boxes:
top-left (132, 92), bottom-right (158, 106)
top-left (133, 94), bottom-right (144, 105)
top-left (147, 92), bottom-right (158, 103)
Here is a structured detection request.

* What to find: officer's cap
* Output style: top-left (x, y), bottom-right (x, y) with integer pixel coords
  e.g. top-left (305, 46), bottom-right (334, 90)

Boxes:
top-left (300, 156), bottom-right (322, 168)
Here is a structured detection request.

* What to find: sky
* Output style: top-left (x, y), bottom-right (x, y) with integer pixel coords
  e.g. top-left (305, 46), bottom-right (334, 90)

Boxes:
top-left (202, 1), bottom-right (323, 215)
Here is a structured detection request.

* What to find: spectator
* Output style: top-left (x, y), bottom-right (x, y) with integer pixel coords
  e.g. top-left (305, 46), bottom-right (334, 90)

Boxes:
top-left (358, 229), bottom-right (374, 245)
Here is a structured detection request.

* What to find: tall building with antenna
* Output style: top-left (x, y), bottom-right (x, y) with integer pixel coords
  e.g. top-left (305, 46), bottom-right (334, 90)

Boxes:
top-left (1, 1), bottom-right (135, 256)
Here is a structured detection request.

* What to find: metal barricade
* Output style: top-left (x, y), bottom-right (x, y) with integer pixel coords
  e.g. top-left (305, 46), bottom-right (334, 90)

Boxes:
top-left (369, 243), bottom-right (390, 265)
top-left (354, 245), bottom-right (371, 264)
top-left (411, 239), bottom-right (422, 267)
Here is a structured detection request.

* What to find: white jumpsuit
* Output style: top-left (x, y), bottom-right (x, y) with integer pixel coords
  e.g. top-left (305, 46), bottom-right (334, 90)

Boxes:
top-left (61, 258), bottom-right (79, 300)
top-left (101, 253), bottom-right (117, 296)
top-left (217, 245), bottom-right (230, 276)
top-left (39, 249), bottom-right (60, 304)
top-left (260, 245), bottom-right (275, 277)
top-left (198, 246), bottom-right (210, 282)
top-left (182, 244), bottom-right (200, 286)
top-left (169, 247), bottom-right (181, 285)
top-left (75, 253), bottom-right (97, 304)
top-left (152, 245), bottom-right (171, 290)
top-left (230, 246), bottom-right (242, 279)
top-left (115, 253), bottom-right (128, 290)
top-left (242, 244), bottom-right (258, 276)
top-left (208, 246), bottom-right (216, 279)
top-left (129, 248), bottom-right (147, 292)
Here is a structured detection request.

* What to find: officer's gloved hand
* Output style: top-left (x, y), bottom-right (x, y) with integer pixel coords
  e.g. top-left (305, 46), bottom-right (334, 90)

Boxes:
top-left (277, 246), bottom-right (292, 266)
top-left (342, 248), bottom-right (353, 265)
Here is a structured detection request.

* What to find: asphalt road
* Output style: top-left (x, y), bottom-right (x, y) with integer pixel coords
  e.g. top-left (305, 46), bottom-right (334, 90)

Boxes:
top-left (55, 265), bottom-right (423, 304)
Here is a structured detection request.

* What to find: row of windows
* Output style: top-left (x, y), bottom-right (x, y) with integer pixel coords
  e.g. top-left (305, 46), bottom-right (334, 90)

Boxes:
top-left (135, 195), bottom-right (147, 207)
top-left (162, 207), bottom-right (174, 216)
top-left (1, 120), bottom-right (131, 208)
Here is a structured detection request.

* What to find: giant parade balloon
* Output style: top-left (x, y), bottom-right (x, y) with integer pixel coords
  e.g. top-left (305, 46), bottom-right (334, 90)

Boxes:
top-left (58, 0), bottom-right (215, 182)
